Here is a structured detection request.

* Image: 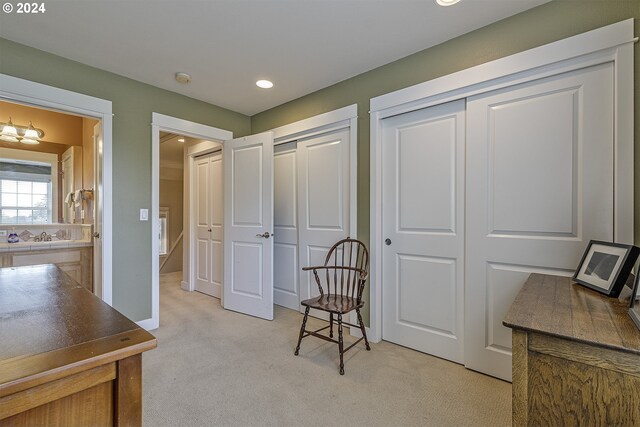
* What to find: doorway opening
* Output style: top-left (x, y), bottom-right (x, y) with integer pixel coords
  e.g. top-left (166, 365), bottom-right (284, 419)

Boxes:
top-left (158, 132), bottom-right (186, 278)
top-left (151, 113), bottom-right (232, 330)
top-left (158, 131), bottom-right (223, 299)
top-left (0, 98), bottom-right (106, 299)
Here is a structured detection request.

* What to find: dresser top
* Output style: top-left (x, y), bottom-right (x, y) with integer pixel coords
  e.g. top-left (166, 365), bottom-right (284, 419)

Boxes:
top-left (0, 264), bottom-right (156, 396)
top-left (503, 273), bottom-right (640, 355)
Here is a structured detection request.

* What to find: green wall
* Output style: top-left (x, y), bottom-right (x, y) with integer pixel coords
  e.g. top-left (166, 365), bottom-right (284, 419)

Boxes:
top-left (0, 0), bottom-right (637, 325)
top-left (0, 38), bottom-right (251, 321)
top-left (251, 0), bottom-right (640, 323)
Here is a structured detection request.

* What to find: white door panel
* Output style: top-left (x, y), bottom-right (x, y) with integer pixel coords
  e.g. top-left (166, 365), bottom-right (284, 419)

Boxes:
top-left (297, 129), bottom-right (350, 317)
top-left (223, 132), bottom-right (274, 320)
top-left (210, 155), bottom-right (223, 297)
top-left (194, 152), bottom-right (222, 298)
top-left (274, 142), bottom-right (299, 310)
top-left (465, 63), bottom-right (614, 380)
top-left (382, 100), bottom-right (465, 364)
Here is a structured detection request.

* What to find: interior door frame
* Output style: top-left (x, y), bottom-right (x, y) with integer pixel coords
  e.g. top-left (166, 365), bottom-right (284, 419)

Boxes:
top-left (368, 19), bottom-right (636, 343)
top-left (0, 73), bottom-right (114, 304)
top-left (150, 113), bottom-right (232, 330)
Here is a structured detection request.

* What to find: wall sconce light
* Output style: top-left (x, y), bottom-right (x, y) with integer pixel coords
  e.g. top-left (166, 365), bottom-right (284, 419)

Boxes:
top-left (0, 118), bottom-right (45, 145)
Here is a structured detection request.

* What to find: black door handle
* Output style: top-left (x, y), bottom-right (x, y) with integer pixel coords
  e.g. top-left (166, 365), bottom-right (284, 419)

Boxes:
top-left (385, 238), bottom-right (391, 246)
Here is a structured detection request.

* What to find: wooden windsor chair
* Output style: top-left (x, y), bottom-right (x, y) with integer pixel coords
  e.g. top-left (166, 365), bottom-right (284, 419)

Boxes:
top-left (294, 237), bottom-right (370, 375)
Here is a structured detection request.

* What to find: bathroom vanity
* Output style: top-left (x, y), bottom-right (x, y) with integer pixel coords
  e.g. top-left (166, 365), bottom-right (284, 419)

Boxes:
top-left (0, 224), bottom-right (93, 291)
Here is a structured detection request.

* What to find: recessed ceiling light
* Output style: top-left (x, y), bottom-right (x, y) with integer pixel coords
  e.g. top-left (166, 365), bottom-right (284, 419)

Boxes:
top-left (178, 138), bottom-right (185, 143)
top-left (175, 72), bottom-right (191, 84)
top-left (256, 80), bottom-right (274, 89)
top-left (436, 0), bottom-right (461, 5)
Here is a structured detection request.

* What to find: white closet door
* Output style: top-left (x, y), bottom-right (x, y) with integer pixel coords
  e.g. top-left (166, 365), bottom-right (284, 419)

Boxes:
top-left (297, 128), bottom-right (350, 314)
top-left (223, 132), bottom-right (274, 320)
top-left (273, 142), bottom-right (299, 310)
top-left (194, 152), bottom-right (223, 298)
top-left (210, 153), bottom-right (224, 298)
top-left (465, 63), bottom-right (614, 380)
top-left (381, 100), bottom-right (465, 363)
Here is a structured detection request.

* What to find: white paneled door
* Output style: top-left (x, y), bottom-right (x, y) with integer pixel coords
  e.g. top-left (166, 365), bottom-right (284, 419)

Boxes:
top-left (194, 152), bottom-right (223, 298)
top-left (273, 142), bottom-right (299, 310)
top-left (223, 132), bottom-right (274, 320)
top-left (297, 128), bottom-right (351, 316)
top-left (381, 100), bottom-right (466, 363)
top-left (465, 63), bottom-right (614, 380)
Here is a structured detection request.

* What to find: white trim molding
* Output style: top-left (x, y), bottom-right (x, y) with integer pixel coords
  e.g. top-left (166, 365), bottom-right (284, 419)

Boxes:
top-left (136, 317), bottom-right (157, 331)
top-left (271, 104), bottom-right (357, 144)
top-left (0, 73), bottom-right (114, 306)
top-left (151, 112), bottom-right (232, 331)
top-left (368, 19), bottom-right (635, 343)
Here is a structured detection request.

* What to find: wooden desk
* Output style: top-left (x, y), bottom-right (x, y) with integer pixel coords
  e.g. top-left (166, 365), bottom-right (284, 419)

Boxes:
top-left (503, 273), bottom-right (640, 426)
top-left (0, 264), bottom-right (157, 426)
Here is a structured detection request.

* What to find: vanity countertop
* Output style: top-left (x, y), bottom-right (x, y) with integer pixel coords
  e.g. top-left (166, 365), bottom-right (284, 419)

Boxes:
top-left (0, 224), bottom-right (93, 252)
top-left (0, 239), bottom-right (92, 252)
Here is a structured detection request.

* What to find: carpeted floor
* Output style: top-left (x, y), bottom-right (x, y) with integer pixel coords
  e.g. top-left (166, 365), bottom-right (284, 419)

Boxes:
top-left (142, 272), bottom-right (511, 427)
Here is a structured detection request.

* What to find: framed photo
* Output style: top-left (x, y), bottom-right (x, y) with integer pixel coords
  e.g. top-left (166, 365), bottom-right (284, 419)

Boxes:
top-left (628, 273), bottom-right (640, 330)
top-left (572, 240), bottom-right (639, 297)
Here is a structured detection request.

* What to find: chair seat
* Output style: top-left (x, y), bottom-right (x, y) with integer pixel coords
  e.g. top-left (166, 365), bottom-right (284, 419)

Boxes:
top-left (301, 295), bottom-right (364, 314)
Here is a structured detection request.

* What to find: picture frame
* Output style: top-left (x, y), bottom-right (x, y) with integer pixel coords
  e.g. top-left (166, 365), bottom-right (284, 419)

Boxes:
top-left (628, 272), bottom-right (640, 330)
top-left (572, 240), bottom-right (639, 297)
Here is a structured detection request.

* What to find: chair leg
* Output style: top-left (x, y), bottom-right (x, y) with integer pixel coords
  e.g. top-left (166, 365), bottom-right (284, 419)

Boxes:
top-left (295, 307), bottom-right (310, 356)
top-left (356, 309), bottom-right (370, 351)
top-left (329, 313), bottom-right (334, 338)
top-left (337, 313), bottom-right (344, 375)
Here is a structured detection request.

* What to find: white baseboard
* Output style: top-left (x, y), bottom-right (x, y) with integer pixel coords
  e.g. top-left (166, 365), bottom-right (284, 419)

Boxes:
top-left (137, 317), bottom-right (159, 331)
top-left (349, 325), bottom-right (372, 339)
top-left (181, 281), bottom-right (190, 291)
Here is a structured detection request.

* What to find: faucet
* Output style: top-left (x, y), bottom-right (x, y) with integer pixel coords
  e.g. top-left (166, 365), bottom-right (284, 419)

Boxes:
top-left (31, 231), bottom-right (52, 242)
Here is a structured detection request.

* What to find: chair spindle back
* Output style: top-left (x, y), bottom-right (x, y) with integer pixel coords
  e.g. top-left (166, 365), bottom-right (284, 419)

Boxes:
top-left (317, 238), bottom-right (369, 301)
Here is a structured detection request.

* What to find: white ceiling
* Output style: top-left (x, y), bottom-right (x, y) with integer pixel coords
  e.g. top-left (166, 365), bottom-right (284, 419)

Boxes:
top-left (0, 0), bottom-right (549, 116)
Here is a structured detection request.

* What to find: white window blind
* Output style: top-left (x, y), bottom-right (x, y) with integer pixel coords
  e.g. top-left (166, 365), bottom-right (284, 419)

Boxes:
top-left (0, 161), bottom-right (53, 224)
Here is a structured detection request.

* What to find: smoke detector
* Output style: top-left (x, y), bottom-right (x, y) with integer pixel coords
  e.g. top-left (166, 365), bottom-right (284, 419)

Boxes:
top-left (175, 72), bottom-right (192, 84)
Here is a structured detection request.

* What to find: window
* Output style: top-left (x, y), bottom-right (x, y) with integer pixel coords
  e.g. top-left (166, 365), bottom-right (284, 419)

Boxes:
top-left (0, 161), bottom-right (53, 224)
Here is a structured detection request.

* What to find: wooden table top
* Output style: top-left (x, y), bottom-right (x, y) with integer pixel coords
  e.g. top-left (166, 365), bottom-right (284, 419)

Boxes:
top-left (0, 264), bottom-right (156, 396)
top-left (503, 273), bottom-right (640, 355)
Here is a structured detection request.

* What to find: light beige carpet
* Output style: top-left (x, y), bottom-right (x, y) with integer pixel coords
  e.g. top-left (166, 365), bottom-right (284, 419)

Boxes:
top-left (142, 272), bottom-right (511, 427)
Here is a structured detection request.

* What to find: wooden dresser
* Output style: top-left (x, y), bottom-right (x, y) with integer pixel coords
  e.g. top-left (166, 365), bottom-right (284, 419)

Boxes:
top-left (503, 273), bottom-right (640, 426)
top-left (0, 264), bottom-right (157, 426)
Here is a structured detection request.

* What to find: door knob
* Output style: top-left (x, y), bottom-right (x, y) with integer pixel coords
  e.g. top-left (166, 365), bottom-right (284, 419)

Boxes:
top-left (92, 232), bottom-right (100, 239)
top-left (385, 238), bottom-right (391, 246)
top-left (256, 232), bottom-right (272, 239)
top-left (208, 228), bottom-right (212, 232)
